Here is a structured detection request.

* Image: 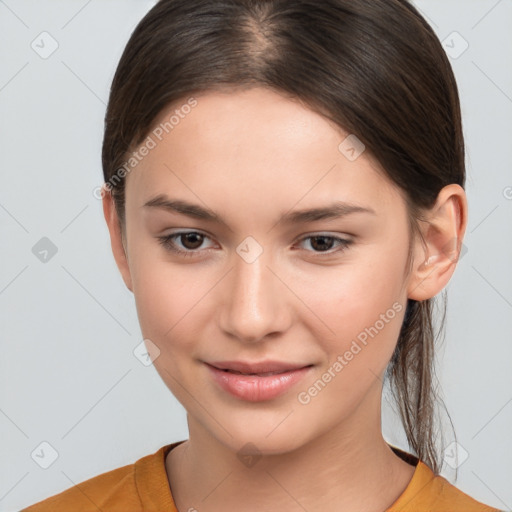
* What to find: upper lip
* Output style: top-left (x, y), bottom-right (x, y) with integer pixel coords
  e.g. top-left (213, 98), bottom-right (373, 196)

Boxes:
top-left (206, 360), bottom-right (312, 374)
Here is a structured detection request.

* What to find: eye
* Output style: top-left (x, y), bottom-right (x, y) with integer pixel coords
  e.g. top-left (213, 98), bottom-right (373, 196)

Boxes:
top-left (296, 233), bottom-right (353, 255)
top-left (157, 231), bottom-right (353, 258)
top-left (157, 231), bottom-right (215, 257)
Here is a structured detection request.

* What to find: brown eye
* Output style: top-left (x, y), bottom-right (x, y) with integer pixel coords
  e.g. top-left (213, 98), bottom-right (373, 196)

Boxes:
top-left (309, 235), bottom-right (335, 252)
top-left (179, 232), bottom-right (204, 250)
top-left (298, 234), bottom-right (353, 255)
top-left (157, 231), bottom-right (214, 257)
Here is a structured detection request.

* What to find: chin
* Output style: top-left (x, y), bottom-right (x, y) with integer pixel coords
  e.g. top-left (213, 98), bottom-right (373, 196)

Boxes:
top-left (215, 423), bottom-right (312, 459)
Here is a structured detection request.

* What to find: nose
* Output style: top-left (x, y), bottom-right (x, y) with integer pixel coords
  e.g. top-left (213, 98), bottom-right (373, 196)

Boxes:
top-left (219, 248), bottom-right (292, 343)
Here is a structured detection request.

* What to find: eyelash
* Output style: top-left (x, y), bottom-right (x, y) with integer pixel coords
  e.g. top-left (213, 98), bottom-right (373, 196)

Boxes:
top-left (156, 231), bottom-right (353, 258)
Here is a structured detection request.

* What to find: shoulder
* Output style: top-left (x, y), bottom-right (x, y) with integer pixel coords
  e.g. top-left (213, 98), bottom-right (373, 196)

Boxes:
top-left (20, 444), bottom-right (177, 512)
top-left (426, 472), bottom-right (502, 512)
top-left (388, 457), bottom-right (501, 512)
top-left (21, 462), bottom-right (138, 512)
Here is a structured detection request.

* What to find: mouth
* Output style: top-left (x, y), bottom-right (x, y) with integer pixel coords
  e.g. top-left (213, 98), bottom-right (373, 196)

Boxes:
top-left (204, 361), bottom-right (315, 402)
top-left (214, 367), bottom-right (309, 377)
top-left (206, 360), bottom-right (313, 375)
top-left (216, 368), bottom-right (301, 376)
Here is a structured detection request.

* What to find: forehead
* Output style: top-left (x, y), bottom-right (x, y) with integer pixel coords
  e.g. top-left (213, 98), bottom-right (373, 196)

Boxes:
top-left (125, 87), bottom-right (403, 216)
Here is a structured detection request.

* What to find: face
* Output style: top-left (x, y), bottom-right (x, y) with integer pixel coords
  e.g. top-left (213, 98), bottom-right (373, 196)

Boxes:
top-left (110, 87), bottom-right (422, 455)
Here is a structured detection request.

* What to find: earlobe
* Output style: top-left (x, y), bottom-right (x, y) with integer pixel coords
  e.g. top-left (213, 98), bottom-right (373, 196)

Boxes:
top-left (407, 184), bottom-right (468, 301)
top-left (101, 185), bottom-right (134, 293)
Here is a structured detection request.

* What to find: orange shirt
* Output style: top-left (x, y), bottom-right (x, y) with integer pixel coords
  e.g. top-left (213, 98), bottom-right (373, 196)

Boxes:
top-left (22, 440), bottom-right (501, 512)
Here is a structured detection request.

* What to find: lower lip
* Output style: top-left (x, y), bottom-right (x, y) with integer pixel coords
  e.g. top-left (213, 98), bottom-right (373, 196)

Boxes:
top-left (205, 363), bottom-right (313, 402)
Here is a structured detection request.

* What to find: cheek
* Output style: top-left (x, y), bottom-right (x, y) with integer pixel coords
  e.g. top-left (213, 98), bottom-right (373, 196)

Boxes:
top-left (301, 249), bottom-right (407, 363)
top-left (130, 252), bottom-right (214, 353)
top-left (294, 259), bottom-right (406, 418)
top-left (129, 248), bottom-right (179, 330)
top-left (130, 259), bottom-right (207, 397)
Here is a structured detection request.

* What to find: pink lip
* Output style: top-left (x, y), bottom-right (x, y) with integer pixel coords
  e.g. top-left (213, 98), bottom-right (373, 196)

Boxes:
top-left (205, 362), bottom-right (313, 402)
top-left (207, 359), bottom-right (310, 374)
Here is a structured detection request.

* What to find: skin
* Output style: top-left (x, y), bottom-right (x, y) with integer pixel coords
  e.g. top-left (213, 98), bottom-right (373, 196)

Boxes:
top-left (103, 87), bottom-right (467, 512)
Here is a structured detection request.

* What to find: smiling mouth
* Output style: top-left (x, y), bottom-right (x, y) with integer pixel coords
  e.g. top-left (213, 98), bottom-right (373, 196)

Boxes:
top-left (206, 359), bottom-right (314, 375)
top-left (218, 368), bottom-right (302, 376)
top-left (206, 363), bottom-right (314, 401)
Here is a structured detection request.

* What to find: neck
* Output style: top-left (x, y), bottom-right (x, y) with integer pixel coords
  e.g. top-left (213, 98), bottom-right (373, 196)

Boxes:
top-left (166, 389), bottom-right (416, 512)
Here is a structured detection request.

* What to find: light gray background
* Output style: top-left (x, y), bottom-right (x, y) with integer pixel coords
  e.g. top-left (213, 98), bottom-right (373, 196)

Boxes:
top-left (1, 1), bottom-right (511, 511)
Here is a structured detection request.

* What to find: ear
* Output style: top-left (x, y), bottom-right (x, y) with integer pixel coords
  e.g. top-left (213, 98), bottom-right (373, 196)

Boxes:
top-left (102, 185), bottom-right (133, 293)
top-left (407, 184), bottom-right (468, 301)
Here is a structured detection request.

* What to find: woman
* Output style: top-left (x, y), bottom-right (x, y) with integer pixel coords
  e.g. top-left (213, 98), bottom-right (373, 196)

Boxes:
top-left (23, 0), bottom-right (502, 510)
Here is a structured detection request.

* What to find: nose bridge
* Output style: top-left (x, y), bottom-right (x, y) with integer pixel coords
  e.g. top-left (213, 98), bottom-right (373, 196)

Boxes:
top-left (220, 239), bottom-right (288, 342)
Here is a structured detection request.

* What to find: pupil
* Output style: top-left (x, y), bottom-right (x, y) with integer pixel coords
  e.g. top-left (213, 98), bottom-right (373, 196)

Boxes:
top-left (182, 233), bottom-right (203, 249)
top-left (312, 236), bottom-right (333, 251)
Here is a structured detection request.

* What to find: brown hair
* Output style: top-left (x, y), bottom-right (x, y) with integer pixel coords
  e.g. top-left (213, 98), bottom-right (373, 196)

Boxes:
top-left (102, 0), bottom-right (464, 475)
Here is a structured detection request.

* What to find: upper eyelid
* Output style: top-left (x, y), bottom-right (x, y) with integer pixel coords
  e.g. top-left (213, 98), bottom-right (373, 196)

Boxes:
top-left (164, 229), bottom-right (350, 238)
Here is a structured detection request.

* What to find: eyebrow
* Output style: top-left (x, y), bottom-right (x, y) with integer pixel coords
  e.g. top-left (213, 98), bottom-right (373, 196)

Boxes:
top-left (143, 194), bottom-right (376, 225)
